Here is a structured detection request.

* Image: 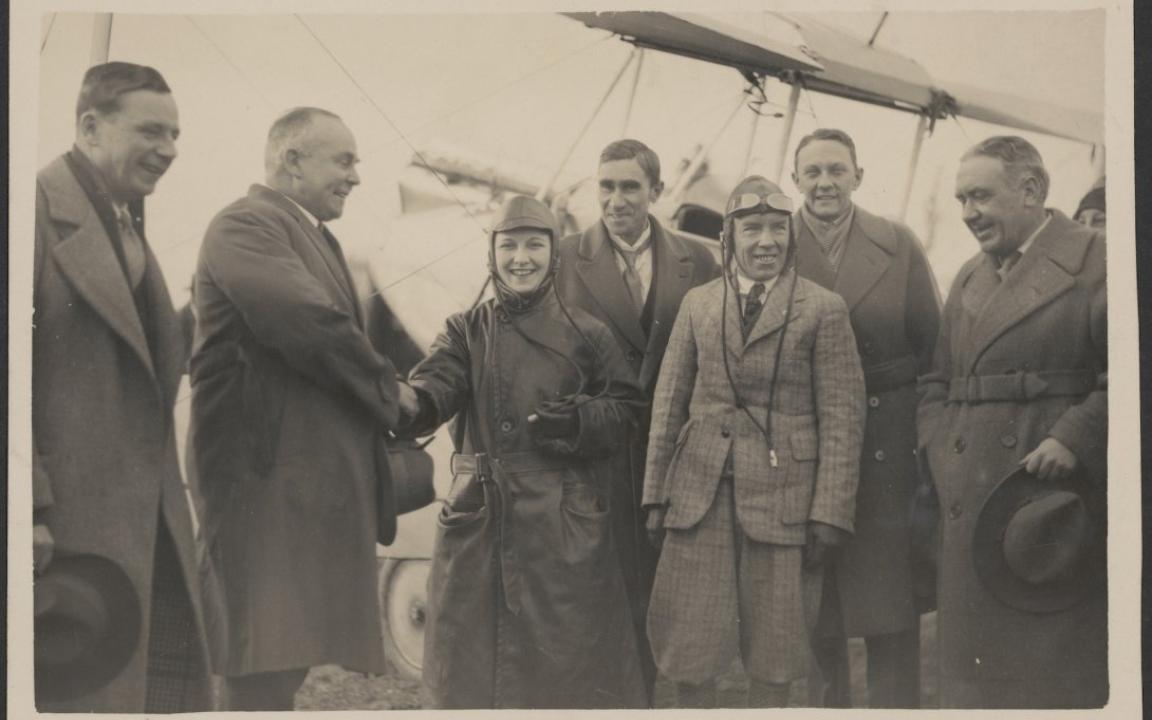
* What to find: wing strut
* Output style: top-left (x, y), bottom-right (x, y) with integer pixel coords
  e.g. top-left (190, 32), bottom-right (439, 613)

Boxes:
top-left (898, 113), bottom-right (930, 221)
top-left (771, 80), bottom-right (802, 184)
top-left (90, 13), bottom-right (113, 65)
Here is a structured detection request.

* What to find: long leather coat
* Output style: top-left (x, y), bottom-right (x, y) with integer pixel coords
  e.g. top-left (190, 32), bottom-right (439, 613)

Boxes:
top-left (918, 210), bottom-right (1107, 708)
top-left (405, 293), bottom-right (648, 709)
top-left (795, 205), bottom-right (941, 635)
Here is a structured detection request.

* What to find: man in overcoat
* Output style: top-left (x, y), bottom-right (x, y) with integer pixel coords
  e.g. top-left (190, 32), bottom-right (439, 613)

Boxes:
top-left (188, 107), bottom-right (416, 710)
top-left (918, 136), bottom-right (1107, 708)
top-left (643, 176), bottom-right (865, 708)
top-left (554, 139), bottom-right (719, 700)
top-left (33, 62), bottom-right (211, 712)
top-left (791, 128), bottom-right (941, 708)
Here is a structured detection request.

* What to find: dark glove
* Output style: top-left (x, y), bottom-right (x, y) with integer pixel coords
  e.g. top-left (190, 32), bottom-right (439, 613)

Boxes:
top-left (527, 399), bottom-right (580, 440)
top-left (803, 521), bottom-right (850, 570)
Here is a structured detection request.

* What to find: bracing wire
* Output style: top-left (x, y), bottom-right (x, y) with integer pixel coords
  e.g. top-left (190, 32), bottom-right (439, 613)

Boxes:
top-left (40, 13), bottom-right (57, 54)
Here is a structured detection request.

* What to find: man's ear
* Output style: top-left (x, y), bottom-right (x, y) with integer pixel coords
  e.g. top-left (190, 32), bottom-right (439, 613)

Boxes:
top-left (854, 166), bottom-right (865, 189)
top-left (77, 111), bottom-right (101, 147)
top-left (1019, 174), bottom-right (1043, 207)
top-left (283, 148), bottom-right (304, 179)
top-left (649, 180), bottom-right (664, 203)
top-left (791, 170), bottom-right (801, 190)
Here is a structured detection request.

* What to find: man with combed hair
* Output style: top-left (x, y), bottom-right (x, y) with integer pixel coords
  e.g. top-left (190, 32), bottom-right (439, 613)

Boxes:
top-left (33, 61), bottom-right (211, 712)
top-left (918, 136), bottom-right (1107, 708)
top-left (555, 138), bottom-right (720, 702)
top-left (791, 128), bottom-right (941, 708)
top-left (189, 107), bottom-right (417, 710)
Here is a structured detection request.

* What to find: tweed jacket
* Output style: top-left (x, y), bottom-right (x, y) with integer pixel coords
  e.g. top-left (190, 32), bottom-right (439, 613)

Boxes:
top-left (189, 184), bottom-right (401, 675)
top-left (33, 155), bottom-right (208, 711)
top-left (917, 209), bottom-right (1107, 708)
top-left (643, 272), bottom-right (866, 545)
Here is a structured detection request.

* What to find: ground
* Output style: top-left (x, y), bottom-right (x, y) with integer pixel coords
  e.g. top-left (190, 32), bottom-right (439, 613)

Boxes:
top-left (292, 614), bottom-right (939, 709)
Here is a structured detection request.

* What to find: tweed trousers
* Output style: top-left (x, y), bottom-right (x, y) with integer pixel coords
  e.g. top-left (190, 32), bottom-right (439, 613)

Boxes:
top-left (648, 477), bottom-right (823, 685)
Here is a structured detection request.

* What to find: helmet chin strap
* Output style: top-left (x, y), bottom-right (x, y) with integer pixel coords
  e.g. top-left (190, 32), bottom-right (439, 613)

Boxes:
top-left (717, 220), bottom-right (800, 469)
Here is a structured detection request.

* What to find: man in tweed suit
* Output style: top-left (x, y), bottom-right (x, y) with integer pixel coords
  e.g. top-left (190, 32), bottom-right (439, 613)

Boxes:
top-left (643, 176), bottom-right (865, 708)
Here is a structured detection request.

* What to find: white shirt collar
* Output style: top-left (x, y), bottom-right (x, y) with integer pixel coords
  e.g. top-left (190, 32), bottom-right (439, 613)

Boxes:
top-left (1016, 211), bottom-right (1051, 257)
top-left (267, 185), bottom-right (321, 228)
top-left (607, 219), bottom-right (652, 254)
top-left (735, 269), bottom-right (779, 297)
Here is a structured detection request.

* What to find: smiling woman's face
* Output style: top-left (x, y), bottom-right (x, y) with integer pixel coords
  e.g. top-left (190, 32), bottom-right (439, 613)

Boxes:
top-left (494, 228), bottom-right (552, 294)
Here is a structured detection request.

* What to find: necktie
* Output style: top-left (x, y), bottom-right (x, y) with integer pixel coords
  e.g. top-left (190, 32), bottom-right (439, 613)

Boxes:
top-left (997, 250), bottom-right (1023, 282)
top-left (741, 282), bottom-right (766, 340)
top-left (618, 246), bottom-right (646, 315)
top-left (115, 205), bottom-right (146, 288)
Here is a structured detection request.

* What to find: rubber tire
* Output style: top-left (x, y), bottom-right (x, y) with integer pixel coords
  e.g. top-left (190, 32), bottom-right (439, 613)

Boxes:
top-left (378, 557), bottom-right (430, 681)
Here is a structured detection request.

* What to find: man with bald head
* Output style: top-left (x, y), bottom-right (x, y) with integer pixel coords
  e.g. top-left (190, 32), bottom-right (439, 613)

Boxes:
top-left (189, 107), bottom-right (417, 710)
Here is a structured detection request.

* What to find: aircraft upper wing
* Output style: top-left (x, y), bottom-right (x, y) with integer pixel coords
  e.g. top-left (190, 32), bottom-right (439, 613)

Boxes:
top-left (944, 81), bottom-right (1104, 145)
top-left (562, 11), bottom-right (824, 76)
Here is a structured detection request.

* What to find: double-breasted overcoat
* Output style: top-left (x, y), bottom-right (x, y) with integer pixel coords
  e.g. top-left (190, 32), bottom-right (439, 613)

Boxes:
top-left (795, 205), bottom-right (941, 635)
top-left (33, 154), bottom-right (210, 711)
top-left (188, 184), bottom-right (402, 676)
top-left (917, 210), bottom-right (1107, 708)
top-left (405, 293), bottom-right (648, 709)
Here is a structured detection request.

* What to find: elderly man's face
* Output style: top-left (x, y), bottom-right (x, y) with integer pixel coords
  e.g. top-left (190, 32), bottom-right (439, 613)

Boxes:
top-left (291, 116), bottom-right (361, 222)
top-left (792, 139), bottom-right (861, 221)
top-left (597, 158), bottom-right (661, 243)
top-left (1078, 208), bottom-right (1106, 231)
top-left (954, 154), bottom-right (1041, 256)
top-left (732, 211), bottom-right (789, 282)
top-left (83, 89), bottom-right (179, 200)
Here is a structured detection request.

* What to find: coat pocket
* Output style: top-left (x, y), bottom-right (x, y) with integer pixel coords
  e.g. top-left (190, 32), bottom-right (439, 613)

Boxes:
top-left (782, 429), bottom-right (818, 524)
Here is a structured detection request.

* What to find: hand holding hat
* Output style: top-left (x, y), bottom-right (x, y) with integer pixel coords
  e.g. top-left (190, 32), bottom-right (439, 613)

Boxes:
top-left (1020, 437), bottom-right (1078, 481)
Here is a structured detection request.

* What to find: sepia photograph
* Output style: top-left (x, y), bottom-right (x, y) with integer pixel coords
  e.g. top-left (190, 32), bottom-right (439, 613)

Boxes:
top-left (8, 0), bottom-right (1138, 716)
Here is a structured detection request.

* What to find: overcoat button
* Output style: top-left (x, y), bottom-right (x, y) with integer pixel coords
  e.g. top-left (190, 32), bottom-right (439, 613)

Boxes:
top-left (1001, 434), bottom-right (1018, 448)
top-left (948, 503), bottom-right (962, 520)
top-left (874, 450), bottom-right (886, 462)
top-left (499, 419), bottom-right (515, 433)
top-left (954, 438), bottom-right (967, 453)
top-left (720, 427), bottom-right (731, 438)
top-left (868, 396), bottom-right (880, 408)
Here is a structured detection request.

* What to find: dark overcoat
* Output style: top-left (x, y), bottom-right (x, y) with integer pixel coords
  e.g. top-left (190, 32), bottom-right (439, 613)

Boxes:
top-left (188, 185), bottom-right (401, 676)
top-left (795, 205), bottom-right (941, 635)
top-left (406, 293), bottom-right (648, 709)
top-left (33, 155), bottom-right (209, 711)
top-left (555, 217), bottom-right (719, 691)
top-left (917, 210), bottom-right (1107, 708)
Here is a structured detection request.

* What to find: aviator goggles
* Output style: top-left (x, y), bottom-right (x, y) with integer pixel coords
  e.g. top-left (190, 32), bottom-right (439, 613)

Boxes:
top-left (725, 192), bottom-right (794, 218)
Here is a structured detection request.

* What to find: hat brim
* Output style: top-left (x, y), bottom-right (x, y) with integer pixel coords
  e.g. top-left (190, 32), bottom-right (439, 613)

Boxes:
top-left (972, 467), bottom-right (1105, 614)
top-left (35, 553), bottom-right (141, 703)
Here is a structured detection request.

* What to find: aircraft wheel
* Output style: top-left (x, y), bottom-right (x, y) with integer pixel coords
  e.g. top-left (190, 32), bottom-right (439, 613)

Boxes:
top-left (378, 557), bottom-right (430, 680)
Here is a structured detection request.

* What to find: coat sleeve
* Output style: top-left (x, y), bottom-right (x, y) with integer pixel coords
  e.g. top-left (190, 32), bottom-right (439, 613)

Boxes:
top-left (536, 322), bottom-right (647, 459)
top-left (808, 294), bottom-right (866, 531)
top-left (904, 230), bottom-right (942, 374)
top-left (404, 312), bottom-right (473, 437)
top-left (32, 181), bottom-right (53, 516)
top-left (642, 292), bottom-right (698, 508)
top-left (917, 272), bottom-right (963, 454)
top-left (1046, 262), bottom-right (1108, 478)
top-left (201, 208), bottom-right (401, 429)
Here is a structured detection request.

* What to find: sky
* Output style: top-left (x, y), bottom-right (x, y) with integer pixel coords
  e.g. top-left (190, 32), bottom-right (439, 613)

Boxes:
top-left (34, 10), bottom-right (1106, 320)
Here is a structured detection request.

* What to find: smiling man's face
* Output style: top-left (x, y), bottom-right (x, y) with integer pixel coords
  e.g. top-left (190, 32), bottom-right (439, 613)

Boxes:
top-left (82, 89), bottom-right (180, 200)
top-left (291, 115), bottom-right (361, 222)
top-left (955, 154), bottom-right (1041, 256)
top-left (792, 138), bottom-right (862, 221)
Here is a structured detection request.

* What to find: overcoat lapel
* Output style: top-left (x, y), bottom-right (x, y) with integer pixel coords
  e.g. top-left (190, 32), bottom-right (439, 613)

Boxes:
top-left (833, 208), bottom-right (894, 311)
top-left (43, 159), bottom-right (156, 379)
top-left (647, 220), bottom-right (697, 355)
top-left (967, 213), bottom-right (1084, 362)
top-left (573, 221), bottom-right (647, 353)
top-left (139, 248), bottom-right (185, 410)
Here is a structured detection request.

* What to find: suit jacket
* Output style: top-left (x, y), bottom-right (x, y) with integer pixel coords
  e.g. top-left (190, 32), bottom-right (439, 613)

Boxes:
top-left (33, 155), bottom-right (208, 711)
top-left (188, 184), bottom-right (400, 675)
top-left (643, 272), bottom-right (866, 545)
top-left (917, 209), bottom-right (1107, 708)
top-left (795, 205), bottom-right (941, 634)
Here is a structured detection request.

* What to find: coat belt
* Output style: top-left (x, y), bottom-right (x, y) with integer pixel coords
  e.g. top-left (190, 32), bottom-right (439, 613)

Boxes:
top-left (449, 451), bottom-right (571, 477)
top-left (863, 354), bottom-right (919, 394)
top-left (946, 369), bottom-right (1097, 404)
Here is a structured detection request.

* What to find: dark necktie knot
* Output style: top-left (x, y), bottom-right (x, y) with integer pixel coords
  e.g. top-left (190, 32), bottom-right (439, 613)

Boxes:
top-left (997, 250), bottom-right (1023, 281)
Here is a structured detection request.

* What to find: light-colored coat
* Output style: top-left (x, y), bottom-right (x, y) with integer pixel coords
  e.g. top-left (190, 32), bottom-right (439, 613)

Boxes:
top-left (795, 205), bottom-right (941, 635)
top-left (918, 210), bottom-right (1107, 708)
top-left (643, 272), bottom-right (866, 544)
top-left (33, 155), bottom-right (208, 711)
top-left (188, 185), bottom-right (401, 676)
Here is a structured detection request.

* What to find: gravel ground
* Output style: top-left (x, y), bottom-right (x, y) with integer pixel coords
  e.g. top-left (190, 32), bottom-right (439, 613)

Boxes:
top-left (290, 614), bottom-right (939, 710)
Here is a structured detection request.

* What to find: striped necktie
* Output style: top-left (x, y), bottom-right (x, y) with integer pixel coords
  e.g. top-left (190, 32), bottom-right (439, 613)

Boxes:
top-left (114, 204), bottom-right (147, 288)
top-left (741, 282), bottom-right (766, 340)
